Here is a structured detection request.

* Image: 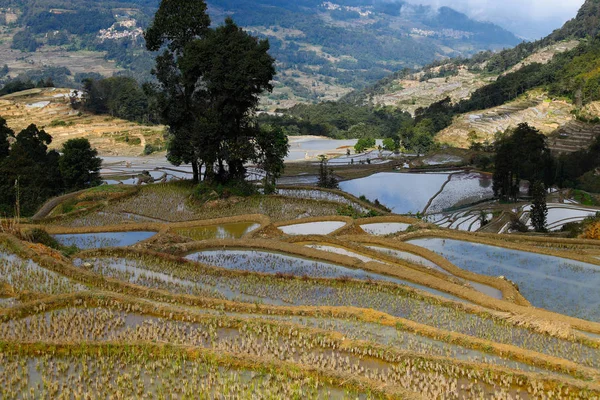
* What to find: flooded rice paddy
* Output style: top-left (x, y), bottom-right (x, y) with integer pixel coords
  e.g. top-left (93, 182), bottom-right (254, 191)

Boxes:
top-left (360, 223), bottom-right (410, 235)
top-left (409, 238), bottom-right (600, 322)
top-left (53, 231), bottom-right (156, 249)
top-left (174, 222), bottom-right (259, 241)
top-left (278, 221), bottom-right (346, 235)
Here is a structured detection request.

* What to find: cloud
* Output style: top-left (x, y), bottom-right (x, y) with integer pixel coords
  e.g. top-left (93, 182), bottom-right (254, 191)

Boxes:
top-left (405, 0), bottom-right (584, 39)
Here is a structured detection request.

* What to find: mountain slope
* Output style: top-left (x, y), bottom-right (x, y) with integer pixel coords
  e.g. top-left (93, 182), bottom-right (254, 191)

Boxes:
top-left (346, 0), bottom-right (600, 110)
top-left (0, 0), bottom-right (520, 109)
top-left (338, 0), bottom-right (600, 153)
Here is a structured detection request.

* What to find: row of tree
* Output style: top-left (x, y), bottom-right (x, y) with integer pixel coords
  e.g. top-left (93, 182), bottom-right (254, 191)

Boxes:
top-left (0, 118), bottom-right (101, 216)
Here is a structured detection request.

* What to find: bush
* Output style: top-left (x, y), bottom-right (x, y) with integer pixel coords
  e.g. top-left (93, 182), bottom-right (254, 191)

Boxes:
top-left (354, 137), bottom-right (376, 153)
top-left (193, 180), bottom-right (257, 203)
top-left (26, 228), bottom-right (78, 256)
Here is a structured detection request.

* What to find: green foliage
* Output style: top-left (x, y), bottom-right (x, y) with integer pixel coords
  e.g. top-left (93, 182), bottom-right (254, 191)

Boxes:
top-left (82, 77), bottom-right (158, 124)
top-left (59, 138), bottom-right (103, 191)
top-left (336, 204), bottom-right (380, 219)
top-left (492, 123), bottom-right (554, 202)
top-left (531, 181), bottom-right (548, 232)
top-left (317, 156), bottom-right (339, 189)
top-left (572, 189), bottom-right (600, 206)
top-left (11, 29), bottom-right (40, 52)
top-left (0, 124), bottom-right (62, 216)
top-left (382, 137), bottom-right (398, 152)
top-left (354, 137), bottom-right (376, 153)
top-left (255, 126), bottom-right (290, 193)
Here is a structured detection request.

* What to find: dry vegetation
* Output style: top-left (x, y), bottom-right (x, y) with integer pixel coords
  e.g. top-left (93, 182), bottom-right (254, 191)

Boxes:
top-left (0, 88), bottom-right (165, 156)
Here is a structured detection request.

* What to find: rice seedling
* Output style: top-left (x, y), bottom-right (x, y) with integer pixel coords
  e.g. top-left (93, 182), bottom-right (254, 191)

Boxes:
top-left (76, 254), bottom-right (600, 369)
top-left (0, 347), bottom-right (382, 399)
top-left (1, 304), bottom-right (596, 399)
top-left (0, 246), bottom-right (87, 300)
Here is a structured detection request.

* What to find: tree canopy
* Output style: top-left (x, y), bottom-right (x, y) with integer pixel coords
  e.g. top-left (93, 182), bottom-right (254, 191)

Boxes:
top-left (59, 138), bottom-right (103, 191)
top-left (0, 124), bottom-right (102, 216)
top-left (492, 123), bottom-right (554, 202)
top-left (146, 0), bottom-right (281, 184)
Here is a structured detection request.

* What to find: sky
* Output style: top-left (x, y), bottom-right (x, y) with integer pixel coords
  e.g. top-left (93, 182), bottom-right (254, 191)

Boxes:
top-left (407, 0), bottom-right (585, 39)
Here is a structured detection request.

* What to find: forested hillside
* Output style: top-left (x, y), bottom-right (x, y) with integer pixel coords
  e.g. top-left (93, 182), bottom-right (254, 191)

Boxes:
top-left (0, 0), bottom-right (520, 107)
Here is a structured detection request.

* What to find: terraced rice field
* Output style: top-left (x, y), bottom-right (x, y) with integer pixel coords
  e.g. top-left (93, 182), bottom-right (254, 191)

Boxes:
top-left (409, 238), bottom-right (600, 322)
top-left (3, 181), bottom-right (600, 398)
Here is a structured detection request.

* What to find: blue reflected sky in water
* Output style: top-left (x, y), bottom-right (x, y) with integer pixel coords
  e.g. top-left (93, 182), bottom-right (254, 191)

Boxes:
top-left (340, 172), bottom-right (449, 214)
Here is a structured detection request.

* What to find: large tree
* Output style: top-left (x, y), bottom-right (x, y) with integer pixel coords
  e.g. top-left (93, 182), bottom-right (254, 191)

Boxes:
top-left (59, 138), bottom-right (103, 191)
top-left (145, 0), bottom-right (212, 183)
top-left (492, 123), bottom-right (554, 202)
top-left (182, 17), bottom-right (276, 181)
top-left (145, 1), bottom-right (279, 183)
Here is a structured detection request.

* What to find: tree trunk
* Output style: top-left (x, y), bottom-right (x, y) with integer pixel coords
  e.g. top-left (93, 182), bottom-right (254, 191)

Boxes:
top-left (192, 159), bottom-right (199, 183)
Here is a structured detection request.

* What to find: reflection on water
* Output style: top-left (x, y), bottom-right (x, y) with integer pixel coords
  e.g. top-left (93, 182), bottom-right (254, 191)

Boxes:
top-left (279, 221), bottom-right (346, 235)
top-left (54, 231), bottom-right (156, 249)
top-left (174, 222), bottom-right (260, 241)
top-left (409, 238), bottom-right (600, 321)
top-left (340, 172), bottom-right (449, 214)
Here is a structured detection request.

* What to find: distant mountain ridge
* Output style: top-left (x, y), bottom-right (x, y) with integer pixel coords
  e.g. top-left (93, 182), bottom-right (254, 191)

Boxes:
top-left (0, 0), bottom-right (520, 108)
top-left (344, 0), bottom-right (600, 108)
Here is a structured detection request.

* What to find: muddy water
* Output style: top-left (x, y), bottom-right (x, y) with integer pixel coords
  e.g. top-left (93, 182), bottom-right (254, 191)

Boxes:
top-left (174, 222), bottom-right (260, 241)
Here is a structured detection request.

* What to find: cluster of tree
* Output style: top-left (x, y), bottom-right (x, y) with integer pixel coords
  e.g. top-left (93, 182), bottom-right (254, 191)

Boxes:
top-left (82, 76), bottom-right (158, 124)
top-left (0, 67), bottom-right (74, 94)
top-left (354, 137), bottom-right (376, 153)
top-left (264, 97), bottom-right (454, 153)
top-left (492, 123), bottom-right (555, 202)
top-left (25, 10), bottom-right (115, 35)
top-left (0, 77), bottom-right (56, 96)
top-left (262, 102), bottom-right (412, 139)
top-left (317, 156), bottom-right (339, 189)
top-left (145, 0), bottom-right (289, 187)
top-left (11, 29), bottom-right (41, 52)
top-left (555, 133), bottom-right (600, 192)
top-left (0, 118), bottom-right (102, 216)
